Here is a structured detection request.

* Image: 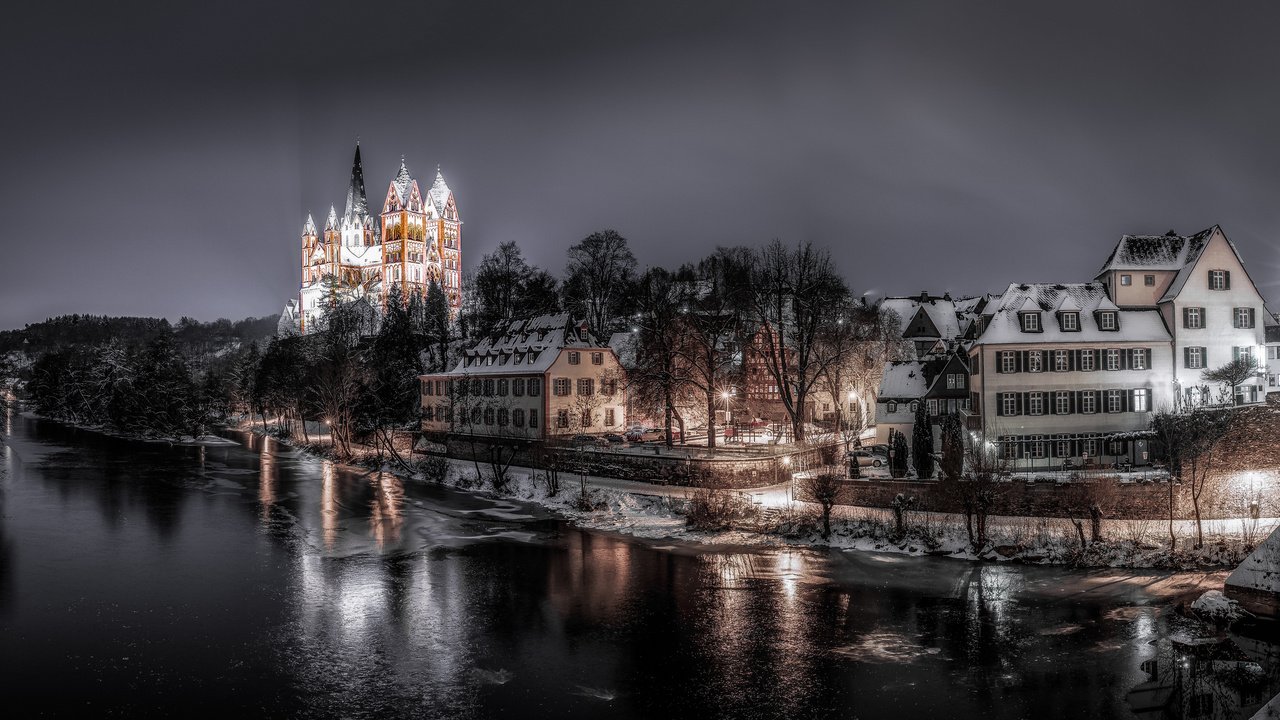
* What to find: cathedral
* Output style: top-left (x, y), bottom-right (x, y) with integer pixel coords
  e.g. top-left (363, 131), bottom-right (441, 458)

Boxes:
top-left (283, 143), bottom-right (462, 334)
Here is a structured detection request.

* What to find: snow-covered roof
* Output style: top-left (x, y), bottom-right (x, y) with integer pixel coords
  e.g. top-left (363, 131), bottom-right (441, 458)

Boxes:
top-left (1226, 524), bottom-right (1280, 597)
top-left (878, 361), bottom-right (930, 400)
top-left (302, 213), bottom-right (316, 236)
top-left (428, 168), bottom-right (452, 215)
top-left (974, 282), bottom-right (1171, 345)
top-left (434, 313), bottom-right (608, 376)
top-left (392, 159), bottom-right (415, 204)
top-left (339, 245), bottom-right (382, 267)
top-left (1096, 228), bottom-right (1214, 274)
top-left (325, 205), bottom-right (338, 231)
top-left (608, 331), bottom-right (639, 369)
top-left (881, 293), bottom-right (965, 340)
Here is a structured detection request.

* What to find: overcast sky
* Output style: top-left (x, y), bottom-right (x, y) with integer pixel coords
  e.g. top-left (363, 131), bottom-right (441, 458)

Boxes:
top-left (4, 1), bottom-right (1280, 329)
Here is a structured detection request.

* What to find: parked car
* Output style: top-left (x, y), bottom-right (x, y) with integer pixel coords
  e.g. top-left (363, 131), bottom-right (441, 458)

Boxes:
top-left (864, 444), bottom-right (890, 457)
top-left (847, 449), bottom-right (884, 468)
top-left (625, 427), bottom-right (679, 442)
top-left (570, 434), bottom-right (608, 448)
top-left (603, 433), bottom-right (625, 444)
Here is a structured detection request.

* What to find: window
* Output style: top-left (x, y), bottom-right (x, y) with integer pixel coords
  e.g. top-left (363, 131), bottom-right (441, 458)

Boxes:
top-left (601, 378), bottom-right (617, 396)
top-left (1003, 440), bottom-right (1019, 460)
top-left (1120, 274), bottom-right (1132, 286)
top-left (554, 378), bottom-right (571, 396)
top-left (1098, 312), bottom-right (1118, 331)
top-left (1106, 389), bottom-right (1123, 413)
top-left (471, 407), bottom-right (482, 425)
top-left (436, 380), bottom-right (444, 396)
top-left (1055, 391), bottom-right (1071, 415)
top-left (484, 407), bottom-right (495, 425)
top-left (1000, 351), bottom-right (1017, 373)
top-left (591, 352), bottom-right (603, 365)
top-left (1132, 388), bottom-right (1150, 412)
top-left (887, 401), bottom-right (898, 413)
top-left (1028, 392), bottom-right (1044, 416)
top-left (581, 410), bottom-right (593, 427)
top-left (1103, 349), bottom-right (1119, 370)
top-left (1208, 269), bottom-right (1229, 290)
top-left (927, 399), bottom-right (938, 415)
top-left (1080, 390), bottom-right (1096, 414)
top-left (529, 410), bottom-right (538, 428)
top-left (497, 408), bottom-right (509, 426)
top-left (497, 379), bottom-right (509, 396)
top-left (605, 408), bottom-right (615, 426)
top-left (1234, 307), bottom-right (1256, 328)
top-left (513, 378), bottom-right (525, 396)
top-left (1060, 312), bottom-right (1079, 332)
top-left (1131, 349), bottom-right (1147, 370)
top-left (1001, 393), bottom-right (1018, 416)
top-left (1054, 350), bottom-right (1069, 372)
top-left (1082, 439), bottom-right (1098, 457)
top-left (1029, 436), bottom-right (1046, 458)
top-left (1185, 346), bottom-right (1205, 369)
top-left (578, 378), bottom-right (594, 396)
top-left (1080, 350), bottom-right (1096, 372)
top-left (1056, 437), bottom-right (1071, 457)
top-left (946, 373), bottom-right (962, 389)
top-left (1108, 439), bottom-right (1127, 456)
top-left (424, 405), bottom-right (435, 421)
top-left (513, 409), bottom-right (525, 427)
top-left (471, 379), bottom-right (482, 396)
top-left (1021, 313), bottom-right (1041, 332)
top-left (568, 351), bottom-right (581, 365)
top-left (556, 410), bottom-right (569, 428)
top-left (1233, 346), bottom-right (1257, 363)
top-left (528, 378), bottom-right (541, 396)
top-left (1144, 274), bottom-right (1155, 286)
top-left (1184, 307), bottom-right (1205, 329)
top-left (1027, 351), bottom-right (1043, 373)
top-left (910, 401), bottom-right (919, 413)
top-left (1270, 374), bottom-right (1278, 388)
top-left (482, 379), bottom-right (493, 396)
top-left (1188, 693), bottom-right (1213, 718)
top-left (1271, 346), bottom-right (1280, 360)
top-left (424, 380), bottom-right (434, 397)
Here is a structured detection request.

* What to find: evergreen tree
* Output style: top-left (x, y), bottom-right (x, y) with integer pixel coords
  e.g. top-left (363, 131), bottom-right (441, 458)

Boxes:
top-left (940, 412), bottom-right (964, 481)
top-left (424, 279), bottom-right (451, 372)
top-left (363, 285), bottom-right (426, 466)
top-left (912, 401), bottom-right (934, 478)
top-left (891, 428), bottom-right (910, 479)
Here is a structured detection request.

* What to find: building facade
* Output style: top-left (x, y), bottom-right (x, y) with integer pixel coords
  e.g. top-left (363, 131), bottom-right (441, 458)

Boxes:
top-left (420, 314), bottom-right (627, 441)
top-left (293, 144), bottom-right (462, 333)
top-left (1095, 225), bottom-right (1268, 407)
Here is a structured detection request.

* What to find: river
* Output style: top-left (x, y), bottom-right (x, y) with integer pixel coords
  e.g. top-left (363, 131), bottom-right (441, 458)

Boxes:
top-left (0, 404), bottom-right (1276, 719)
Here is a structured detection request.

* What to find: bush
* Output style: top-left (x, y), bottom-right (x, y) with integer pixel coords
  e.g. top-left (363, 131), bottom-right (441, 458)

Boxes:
top-left (684, 487), bottom-right (759, 531)
top-left (418, 454), bottom-right (450, 483)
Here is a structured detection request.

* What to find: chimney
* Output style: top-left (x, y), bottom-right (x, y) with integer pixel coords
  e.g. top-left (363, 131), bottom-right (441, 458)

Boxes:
top-left (919, 291), bottom-right (929, 303)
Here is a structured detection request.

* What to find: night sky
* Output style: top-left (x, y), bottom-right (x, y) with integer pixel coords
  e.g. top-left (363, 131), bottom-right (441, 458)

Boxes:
top-left (5, 1), bottom-right (1280, 330)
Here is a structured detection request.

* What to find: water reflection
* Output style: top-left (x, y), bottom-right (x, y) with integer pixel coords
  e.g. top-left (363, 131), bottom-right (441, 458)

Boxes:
top-left (2, 413), bottom-right (1279, 719)
top-left (1129, 634), bottom-right (1276, 719)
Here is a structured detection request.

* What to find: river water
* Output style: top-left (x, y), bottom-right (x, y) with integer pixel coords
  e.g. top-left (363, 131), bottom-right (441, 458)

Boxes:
top-left (1, 404), bottom-right (1276, 719)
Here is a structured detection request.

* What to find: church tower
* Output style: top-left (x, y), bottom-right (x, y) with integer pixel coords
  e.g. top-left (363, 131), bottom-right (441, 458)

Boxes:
top-left (427, 167), bottom-right (462, 313)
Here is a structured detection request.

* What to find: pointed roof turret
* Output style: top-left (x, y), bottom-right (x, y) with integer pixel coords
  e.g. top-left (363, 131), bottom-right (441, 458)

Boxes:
top-left (392, 157), bottom-right (414, 203)
top-left (302, 213), bottom-right (317, 236)
top-left (325, 205), bottom-right (338, 231)
top-left (429, 165), bottom-right (452, 214)
top-left (343, 142), bottom-right (368, 221)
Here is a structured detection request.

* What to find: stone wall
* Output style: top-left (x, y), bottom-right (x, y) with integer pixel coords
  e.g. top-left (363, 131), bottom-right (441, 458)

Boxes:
top-left (439, 435), bottom-right (836, 489)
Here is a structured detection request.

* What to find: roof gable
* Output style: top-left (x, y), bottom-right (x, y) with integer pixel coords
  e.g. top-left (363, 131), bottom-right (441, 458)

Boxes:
top-left (1159, 226), bottom-right (1265, 303)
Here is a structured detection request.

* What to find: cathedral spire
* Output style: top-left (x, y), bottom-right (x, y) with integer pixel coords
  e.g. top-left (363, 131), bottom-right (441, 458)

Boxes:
top-left (302, 213), bottom-right (316, 236)
top-left (343, 141), bottom-right (368, 221)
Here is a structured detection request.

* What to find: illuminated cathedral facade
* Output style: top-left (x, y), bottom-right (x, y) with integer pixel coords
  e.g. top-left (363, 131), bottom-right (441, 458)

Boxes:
top-left (286, 143), bottom-right (462, 334)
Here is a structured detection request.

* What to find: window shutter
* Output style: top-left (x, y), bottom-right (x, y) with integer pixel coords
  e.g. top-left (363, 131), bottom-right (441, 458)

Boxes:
top-left (1234, 346), bottom-right (1241, 362)
top-left (1017, 393), bottom-right (1024, 415)
top-left (1250, 308), bottom-right (1256, 328)
top-left (1120, 349), bottom-right (1129, 370)
top-left (1183, 307), bottom-right (1190, 327)
top-left (1184, 347), bottom-right (1190, 368)
top-left (1071, 390), bottom-right (1079, 415)
top-left (1068, 349), bottom-right (1077, 371)
top-left (1225, 270), bottom-right (1232, 289)
top-left (1018, 351), bottom-right (1027, 373)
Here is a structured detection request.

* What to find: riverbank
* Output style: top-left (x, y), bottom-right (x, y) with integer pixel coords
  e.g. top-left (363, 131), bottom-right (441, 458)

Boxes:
top-left (240, 420), bottom-right (1271, 571)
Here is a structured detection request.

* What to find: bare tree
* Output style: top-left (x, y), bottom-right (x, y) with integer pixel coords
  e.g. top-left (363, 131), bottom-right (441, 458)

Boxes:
top-left (942, 427), bottom-right (1009, 550)
top-left (629, 267), bottom-right (696, 446)
top-left (1151, 406), bottom-right (1236, 549)
top-left (563, 230), bottom-right (637, 337)
top-left (746, 240), bottom-right (850, 443)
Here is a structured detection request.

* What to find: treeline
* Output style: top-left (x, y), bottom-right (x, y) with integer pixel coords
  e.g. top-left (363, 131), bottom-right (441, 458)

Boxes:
top-left (0, 313), bottom-right (278, 353)
top-left (464, 231), bottom-right (907, 445)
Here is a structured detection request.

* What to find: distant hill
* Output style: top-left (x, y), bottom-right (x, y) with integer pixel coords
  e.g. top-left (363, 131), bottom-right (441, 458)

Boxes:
top-left (0, 313), bottom-right (280, 354)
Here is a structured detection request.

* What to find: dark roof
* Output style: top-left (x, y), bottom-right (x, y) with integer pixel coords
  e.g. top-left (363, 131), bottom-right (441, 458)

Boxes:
top-left (1096, 226), bottom-right (1216, 276)
top-left (343, 143), bottom-right (368, 221)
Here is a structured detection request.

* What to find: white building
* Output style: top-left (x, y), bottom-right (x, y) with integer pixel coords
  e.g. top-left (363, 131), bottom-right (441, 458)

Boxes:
top-left (966, 282), bottom-right (1173, 468)
top-left (420, 314), bottom-right (627, 442)
top-left (1095, 225), bottom-right (1268, 406)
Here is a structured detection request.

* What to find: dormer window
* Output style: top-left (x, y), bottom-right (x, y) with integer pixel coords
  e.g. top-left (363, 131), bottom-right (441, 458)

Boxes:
top-left (1059, 312), bottom-right (1080, 332)
top-left (1020, 312), bottom-right (1041, 332)
top-left (1097, 312), bottom-right (1118, 331)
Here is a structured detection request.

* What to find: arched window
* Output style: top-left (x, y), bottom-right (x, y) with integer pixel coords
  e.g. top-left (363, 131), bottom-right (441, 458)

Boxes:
top-left (887, 401), bottom-right (897, 413)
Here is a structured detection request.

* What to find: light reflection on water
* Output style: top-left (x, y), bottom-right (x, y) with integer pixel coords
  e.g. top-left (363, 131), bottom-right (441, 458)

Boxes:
top-left (0, 414), bottom-right (1276, 719)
